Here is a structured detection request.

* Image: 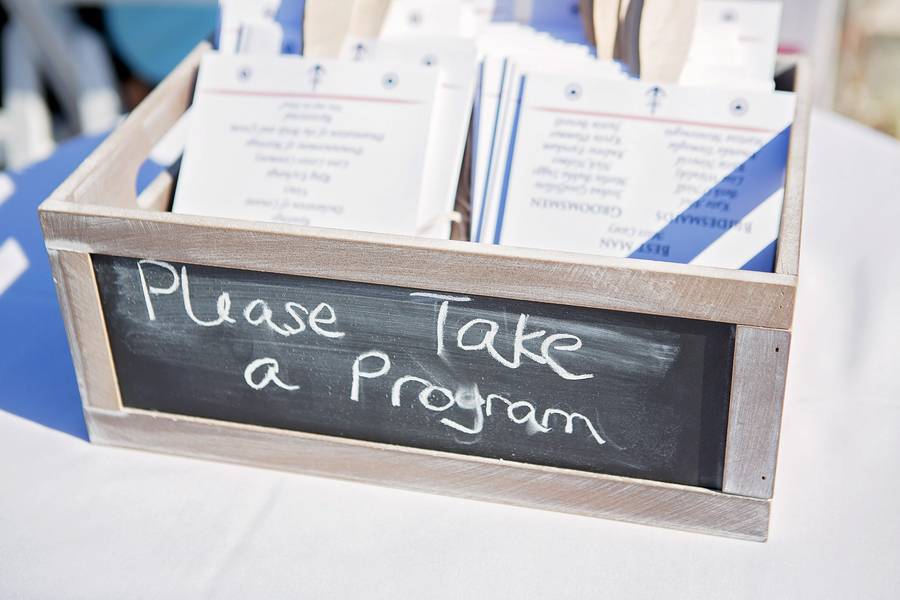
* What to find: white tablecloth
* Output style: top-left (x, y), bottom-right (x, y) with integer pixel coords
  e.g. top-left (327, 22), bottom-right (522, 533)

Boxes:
top-left (2, 110), bottom-right (899, 599)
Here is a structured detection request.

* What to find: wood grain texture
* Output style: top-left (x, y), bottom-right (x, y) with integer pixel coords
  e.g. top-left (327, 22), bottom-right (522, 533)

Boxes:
top-left (40, 205), bottom-right (796, 329)
top-left (722, 326), bottom-right (791, 499)
top-left (47, 251), bottom-right (122, 411)
top-left (136, 169), bottom-right (174, 212)
top-left (775, 57), bottom-right (812, 277)
top-left (85, 407), bottom-right (771, 541)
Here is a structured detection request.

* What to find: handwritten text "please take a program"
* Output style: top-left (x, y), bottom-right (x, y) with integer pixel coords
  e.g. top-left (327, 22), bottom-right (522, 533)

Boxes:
top-left (136, 260), bottom-right (608, 448)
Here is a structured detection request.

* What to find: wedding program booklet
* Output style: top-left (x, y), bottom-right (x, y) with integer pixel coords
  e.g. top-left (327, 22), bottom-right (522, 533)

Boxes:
top-left (340, 35), bottom-right (478, 238)
top-left (172, 53), bottom-right (440, 236)
top-left (481, 73), bottom-right (796, 271)
top-left (470, 22), bottom-right (626, 241)
top-left (184, 0), bottom-right (794, 272)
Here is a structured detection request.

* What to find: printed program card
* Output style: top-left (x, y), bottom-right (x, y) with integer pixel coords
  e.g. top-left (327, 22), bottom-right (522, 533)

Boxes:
top-left (486, 73), bottom-right (795, 271)
top-left (473, 52), bottom-right (626, 241)
top-left (680, 0), bottom-right (782, 91)
top-left (469, 19), bottom-right (628, 240)
top-left (173, 53), bottom-right (439, 236)
top-left (341, 36), bottom-right (478, 238)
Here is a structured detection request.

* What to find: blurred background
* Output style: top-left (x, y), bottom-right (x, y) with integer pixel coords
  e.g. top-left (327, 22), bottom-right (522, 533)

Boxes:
top-left (0, 0), bottom-right (897, 172)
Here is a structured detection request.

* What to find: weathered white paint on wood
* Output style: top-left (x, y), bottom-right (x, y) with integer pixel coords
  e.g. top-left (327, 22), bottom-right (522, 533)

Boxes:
top-left (723, 326), bottom-right (791, 499)
top-left (86, 407), bottom-right (772, 541)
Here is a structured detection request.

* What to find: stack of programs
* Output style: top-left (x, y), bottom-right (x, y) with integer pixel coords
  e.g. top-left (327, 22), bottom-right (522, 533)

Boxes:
top-left (174, 0), bottom-right (602, 239)
top-left (172, 0), bottom-right (796, 273)
top-left (471, 0), bottom-right (796, 271)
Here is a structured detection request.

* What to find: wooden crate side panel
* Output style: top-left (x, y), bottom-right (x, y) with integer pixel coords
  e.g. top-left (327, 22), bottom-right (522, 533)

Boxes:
top-left (136, 169), bottom-right (175, 212)
top-left (86, 407), bottom-right (771, 541)
top-left (46, 250), bottom-right (89, 405)
top-left (776, 57), bottom-right (812, 277)
top-left (722, 326), bottom-right (790, 499)
top-left (40, 208), bottom-right (797, 329)
top-left (47, 251), bottom-right (122, 411)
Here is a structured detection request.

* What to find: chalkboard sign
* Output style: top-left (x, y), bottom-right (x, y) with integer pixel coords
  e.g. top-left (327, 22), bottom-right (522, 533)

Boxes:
top-left (93, 254), bottom-right (735, 489)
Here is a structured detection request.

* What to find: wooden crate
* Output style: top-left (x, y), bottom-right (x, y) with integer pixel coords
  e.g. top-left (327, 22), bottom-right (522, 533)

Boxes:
top-left (39, 43), bottom-right (810, 541)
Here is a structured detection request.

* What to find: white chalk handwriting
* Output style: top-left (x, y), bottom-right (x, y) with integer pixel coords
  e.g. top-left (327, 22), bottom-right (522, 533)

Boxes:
top-left (133, 259), bottom-right (607, 448)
